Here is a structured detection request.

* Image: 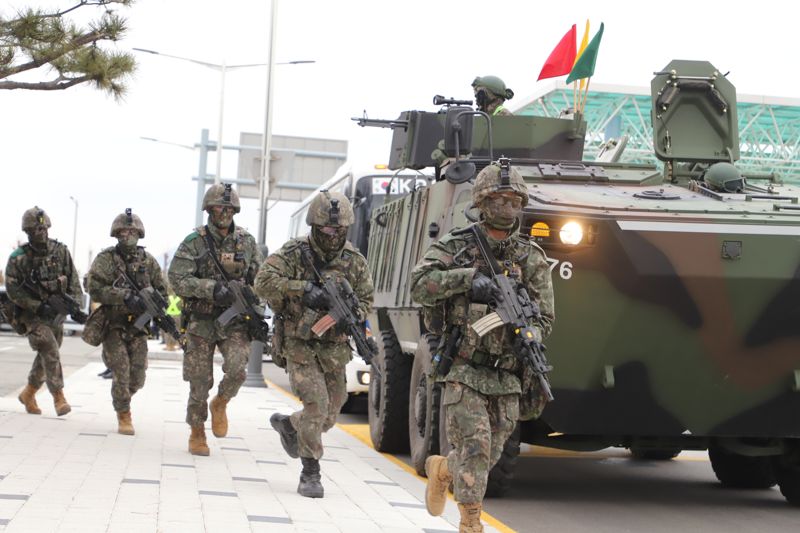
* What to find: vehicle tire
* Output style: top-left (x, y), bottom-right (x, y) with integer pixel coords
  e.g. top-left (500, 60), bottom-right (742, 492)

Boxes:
top-left (773, 456), bottom-right (800, 506)
top-left (709, 445), bottom-right (777, 489)
top-left (409, 334), bottom-right (441, 476)
top-left (629, 447), bottom-right (681, 460)
top-left (368, 328), bottom-right (411, 453)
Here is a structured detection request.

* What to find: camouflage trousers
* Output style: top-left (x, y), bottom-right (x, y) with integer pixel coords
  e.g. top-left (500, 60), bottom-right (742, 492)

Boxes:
top-left (103, 327), bottom-right (148, 412)
top-left (26, 322), bottom-right (65, 393)
top-left (444, 381), bottom-right (519, 504)
top-left (286, 340), bottom-right (348, 460)
top-left (183, 329), bottom-right (250, 427)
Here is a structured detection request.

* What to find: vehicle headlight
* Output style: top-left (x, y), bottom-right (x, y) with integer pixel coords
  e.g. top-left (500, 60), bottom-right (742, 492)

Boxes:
top-left (559, 221), bottom-right (583, 245)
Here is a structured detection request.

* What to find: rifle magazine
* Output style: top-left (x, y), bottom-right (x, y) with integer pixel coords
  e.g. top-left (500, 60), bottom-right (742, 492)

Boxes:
top-left (311, 314), bottom-right (337, 337)
top-left (470, 312), bottom-right (504, 337)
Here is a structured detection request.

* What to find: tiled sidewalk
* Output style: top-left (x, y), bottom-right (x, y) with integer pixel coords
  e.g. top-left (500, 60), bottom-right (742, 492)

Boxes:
top-left (0, 359), bottom-right (493, 533)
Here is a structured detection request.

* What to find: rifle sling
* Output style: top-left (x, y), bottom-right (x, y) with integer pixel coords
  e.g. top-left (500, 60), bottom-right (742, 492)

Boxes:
top-left (203, 226), bottom-right (231, 283)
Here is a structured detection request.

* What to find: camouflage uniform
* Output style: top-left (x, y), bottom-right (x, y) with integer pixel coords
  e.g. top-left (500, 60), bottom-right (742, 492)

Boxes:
top-left (168, 185), bottom-right (263, 435)
top-left (87, 211), bottom-right (166, 418)
top-left (256, 190), bottom-right (373, 499)
top-left (256, 236), bottom-right (373, 459)
top-left (5, 207), bottom-right (82, 415)
top-left (411, 163), bottom-right (554, 526)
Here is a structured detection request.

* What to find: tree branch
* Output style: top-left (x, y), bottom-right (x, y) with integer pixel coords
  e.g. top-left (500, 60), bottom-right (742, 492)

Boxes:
top-left (0, 75), bottom-right (91, 90)
top-left (1, 29), bottom-right (104, 78)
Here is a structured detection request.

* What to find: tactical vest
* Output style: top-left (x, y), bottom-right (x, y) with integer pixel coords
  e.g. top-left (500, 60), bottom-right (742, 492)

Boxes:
top-left (106, 246), bottom-right (156, 325)
top-left (22, 241), bottom-right (70, 295)
top-left (184, 225), bottom-right (252, 317)
top-left (446, 231), bottom-right (532, 370)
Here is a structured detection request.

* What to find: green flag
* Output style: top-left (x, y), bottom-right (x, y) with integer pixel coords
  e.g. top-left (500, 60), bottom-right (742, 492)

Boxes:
top-left (566, 22), bottom-right (604, 84)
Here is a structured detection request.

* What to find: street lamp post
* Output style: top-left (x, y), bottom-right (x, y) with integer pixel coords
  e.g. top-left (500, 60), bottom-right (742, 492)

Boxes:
top-left (69, 196), bottom-right (78, 257)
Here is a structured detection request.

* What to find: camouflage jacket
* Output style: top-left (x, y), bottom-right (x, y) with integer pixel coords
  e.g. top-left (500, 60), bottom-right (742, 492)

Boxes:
top-left (87, 245), bottom-right (167, 329)
top-left (4, 239), bottom-right (83, 327)
top-left (255, 235), bottom-right (373, 364)
top-left (168, 223), bottom-right (263, 338)
top-left (410, 221), bottom-right (555, 395)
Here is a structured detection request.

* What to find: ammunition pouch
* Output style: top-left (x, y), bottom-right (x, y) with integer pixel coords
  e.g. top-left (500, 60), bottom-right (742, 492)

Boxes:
top-left (81, 305), bottom-right (109, 346)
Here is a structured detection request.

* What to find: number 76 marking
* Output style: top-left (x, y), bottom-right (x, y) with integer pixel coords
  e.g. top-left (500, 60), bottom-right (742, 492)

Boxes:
top-left (546, 258), bottom-right (573, 280)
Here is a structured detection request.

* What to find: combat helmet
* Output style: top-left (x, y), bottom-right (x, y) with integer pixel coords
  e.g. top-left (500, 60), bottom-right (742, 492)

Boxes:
top-left (472, 161), bottom-right (529, 206)
top-left (704, 162), bottom-right (745, 193)
top-left (305, 190), bottom-right (355, 227)
top-left (21, 206), bottom-right (51, 231)
top-left (471, 75), bottom-right (514, 100)
top-left (203, 183), bottom-right (241, 213)
top-left (110, 208), bottom-right (145, 238)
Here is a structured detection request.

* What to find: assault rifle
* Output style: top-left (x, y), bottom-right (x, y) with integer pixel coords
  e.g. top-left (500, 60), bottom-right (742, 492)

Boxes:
top-left (23, 274), bottom-right (87, 325)
top-left (118, 270), bottom-right (185, 347)
top-left (300, 247), bottom-right (379, 372)
top-left (453, 224), bottom-right (555, 402)
top-left (216, 280), bottom-right (270, 343)
top-left (201, 230), bottom-right (270, 344)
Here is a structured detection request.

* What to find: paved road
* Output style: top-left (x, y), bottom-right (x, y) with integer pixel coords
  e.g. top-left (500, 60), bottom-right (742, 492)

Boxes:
top-left (0, 330), bottom-right (101, 397)
top-left (2, 337), bottom-right (798, 532)
top-left (262, 358), bottom-right (800, 532)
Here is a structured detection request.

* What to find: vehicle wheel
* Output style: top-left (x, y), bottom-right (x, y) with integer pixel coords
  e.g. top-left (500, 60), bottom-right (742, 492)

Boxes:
top-left (773, 456), bottom-right (800, 505)
top-left (629, 447), bottom-right (681, 460)
top-left (709, 445), bottom-right (777, 489)
top-left (368, 328), bottom-right (411, 453)
top-left (409, 334), bottom-right (441, 476)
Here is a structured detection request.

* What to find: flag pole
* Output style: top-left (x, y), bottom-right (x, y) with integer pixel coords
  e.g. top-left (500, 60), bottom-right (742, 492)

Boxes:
top-left (572, 80), bottom-right (578, 113)
top-left (580, 77), bottom-right (592, 113)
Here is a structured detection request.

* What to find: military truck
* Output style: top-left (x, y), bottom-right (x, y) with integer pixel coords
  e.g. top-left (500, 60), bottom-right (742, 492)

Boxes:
top-left (362, 60), bottom-right (800, 504)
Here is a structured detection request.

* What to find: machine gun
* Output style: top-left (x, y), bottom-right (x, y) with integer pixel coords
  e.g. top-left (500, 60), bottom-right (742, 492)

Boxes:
top-left (216, 280), bottom-right (270, 343)
top-left (432, 95), bottom-right (473, 107)
top-left (300, 246), bottom-right (379, 372)
top-left (23, 273), bottom-right (87, 325)
top-left (118, 270), bottom-right (185, 347)
top-left (453, 223), bottom-right (555, 402)
top-left (351, 110), bottom-right (410, 130)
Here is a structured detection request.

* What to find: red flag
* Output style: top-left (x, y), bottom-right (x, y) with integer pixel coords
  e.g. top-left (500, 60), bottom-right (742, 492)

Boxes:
top-left (537, 25), bottom-right (577, 81)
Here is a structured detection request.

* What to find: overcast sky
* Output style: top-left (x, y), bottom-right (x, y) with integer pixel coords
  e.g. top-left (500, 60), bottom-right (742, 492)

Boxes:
top-left (2, 0), bottom-right (798, 276)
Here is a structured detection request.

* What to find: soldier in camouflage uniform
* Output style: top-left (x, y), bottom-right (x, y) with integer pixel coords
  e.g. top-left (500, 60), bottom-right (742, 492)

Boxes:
top-left (87, 210), bottom-right (167, 435)
top-left (6, 207), bottom-right (83, 417)
top-left (472, 75), bottom-right (514, 117)
top-left (168, 184), bottom-right (263, 456)
top-left (410, 163), bottom-right (554, 532)
top-left (255, 191), bottom-right (373, 499)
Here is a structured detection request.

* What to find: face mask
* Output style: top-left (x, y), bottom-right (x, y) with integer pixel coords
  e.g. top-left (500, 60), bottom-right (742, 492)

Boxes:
top-left (117, 235), bottom-right (139, 250)
top-left (480, 195), bottom-right (523, 230)
top-left (475, 88), bottom-right (489, 110)
top-left (27, 226), bottom-right (48, 246)
top-left (313, 225), bottom-right (347, 253)
top-left (210, 206), bottom-right (234, 229)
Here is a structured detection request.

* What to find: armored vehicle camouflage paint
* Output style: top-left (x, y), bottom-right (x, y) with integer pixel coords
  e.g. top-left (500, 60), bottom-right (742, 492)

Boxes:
top-left (359, 60), bottom-right (800, 504)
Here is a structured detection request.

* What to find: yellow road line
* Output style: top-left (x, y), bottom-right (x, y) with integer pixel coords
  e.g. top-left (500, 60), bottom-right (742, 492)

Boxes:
top-left (265, 379), bottom-right (516, 533)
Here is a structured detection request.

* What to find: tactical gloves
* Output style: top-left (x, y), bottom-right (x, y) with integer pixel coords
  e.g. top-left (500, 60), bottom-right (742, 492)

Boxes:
top-left (302, 282), bottom-right (331, 310)
top-left (470, 272), bottom-right (500, 304)
top-left (123, 292), bottom-right (147, 314)
top-left (37, 302), bottom-right (59, 320)
top-left (213, 281), bottom-right (236, 306)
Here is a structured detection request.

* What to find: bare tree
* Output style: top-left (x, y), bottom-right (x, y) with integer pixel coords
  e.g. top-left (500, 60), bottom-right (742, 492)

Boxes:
top-left (0, 0), bottom-right (136, 99)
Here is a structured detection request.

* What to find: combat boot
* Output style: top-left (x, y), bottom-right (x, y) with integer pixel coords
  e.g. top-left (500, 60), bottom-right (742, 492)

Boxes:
top-left (425, 455), bottom-right (452, 516)
top-left (188, 425), bottom-right (210, 456)
top-left (297, 457), bottom-right (324, 498)
top-left (457, 502), bottom-right (484, 533)
top-left (117, 410), bottom-right (135, 436)
top-left (270, 413), bottom-right (299, 458)
top-left (209, 395), bottom-right (229, 437)
top-left (51, 389), bottom-right (71, 416)
top-left (18, 384), bottom-right (42, 415)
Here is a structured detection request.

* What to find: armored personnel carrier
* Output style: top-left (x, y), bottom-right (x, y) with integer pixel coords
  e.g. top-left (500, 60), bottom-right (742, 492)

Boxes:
top-left (362, 60), bottom-right (800, 504)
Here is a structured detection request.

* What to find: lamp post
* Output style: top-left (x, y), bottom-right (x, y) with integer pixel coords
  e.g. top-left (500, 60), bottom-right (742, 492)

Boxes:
top-left (68, 196), bottom-right (78, 257)
top-left (132, 47), bottom-right (313, 188)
